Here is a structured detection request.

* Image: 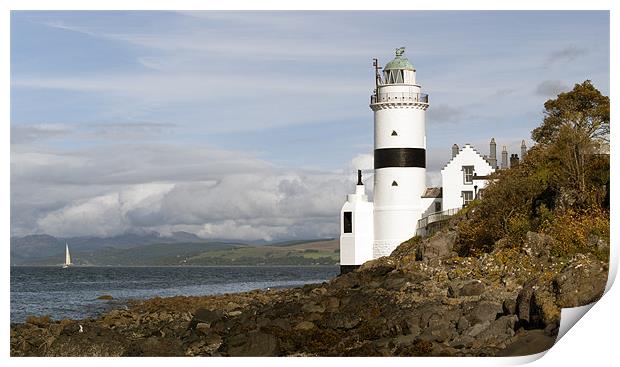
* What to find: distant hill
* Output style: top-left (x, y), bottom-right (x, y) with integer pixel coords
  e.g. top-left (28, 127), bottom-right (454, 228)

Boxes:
top-left (10, 232), bottom-right (339, 266)
top-left (184, 239), bottom-right (339, 266)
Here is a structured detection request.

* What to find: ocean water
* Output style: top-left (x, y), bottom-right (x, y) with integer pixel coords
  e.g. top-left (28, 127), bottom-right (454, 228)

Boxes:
top-left (10, 266), bottom-right (339, 323)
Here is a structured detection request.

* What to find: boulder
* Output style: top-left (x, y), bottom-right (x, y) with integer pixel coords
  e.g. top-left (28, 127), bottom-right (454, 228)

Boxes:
top-left (416, 231), bottom-right (457, 261)
top-left (25, 315), bottom-right (51, 327)
top-left (448, 280), bottom-right (485, 297)
top-left (516, 279), bottom-right (559, 329)
top-left (189, 309), bottom-right (224, 329)
top-left (226, 331), bottom-right (279, 356)
top-left (554, 254), bottom-right (607, 308)
top-left (522, 232), bottom-right (554, 258)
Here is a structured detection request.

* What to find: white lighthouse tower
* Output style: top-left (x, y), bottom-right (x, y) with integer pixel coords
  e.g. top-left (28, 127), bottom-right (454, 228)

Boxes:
top-left (371, 47), bottom-right (429, 258)
top-left (339, 47), bottom-right (429, 273)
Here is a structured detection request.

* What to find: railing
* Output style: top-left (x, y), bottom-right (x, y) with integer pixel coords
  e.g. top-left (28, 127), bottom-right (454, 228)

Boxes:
top-left (371, 92), bottom-right (429, 104)
top-left (416, 207), bottom-right (460, 232)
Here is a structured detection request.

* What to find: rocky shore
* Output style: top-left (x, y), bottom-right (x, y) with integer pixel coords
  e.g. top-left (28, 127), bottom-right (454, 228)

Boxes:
top-left (10, 230), bottom-right (608, 357)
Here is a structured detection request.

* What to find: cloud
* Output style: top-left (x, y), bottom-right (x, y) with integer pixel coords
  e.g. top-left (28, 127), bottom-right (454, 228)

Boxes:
top-left (428, 104), bottom-right (466, 124)
top-left (544, 45), bottom-right (587, 67)
top-left (12, 141), bottom-right (357, 240)
top-left (535, 80), bottom-right (569, 97)
top-left (11, 123), bottom-right (73, 144)
top-left (11, 122), bottom-right (178, 145)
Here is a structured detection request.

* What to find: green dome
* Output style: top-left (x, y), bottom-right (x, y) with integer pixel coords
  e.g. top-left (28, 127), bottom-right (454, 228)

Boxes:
top-left (383, 47), bottom-right (414, 71)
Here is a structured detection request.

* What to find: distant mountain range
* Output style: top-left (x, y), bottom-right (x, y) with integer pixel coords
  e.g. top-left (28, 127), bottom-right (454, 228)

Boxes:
top-left (10, 232), bottom-right (338, 266)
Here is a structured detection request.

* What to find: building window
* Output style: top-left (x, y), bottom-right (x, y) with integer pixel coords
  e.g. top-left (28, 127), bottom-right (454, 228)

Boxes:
top-left (392, 180), bottom-right (398, 186)
top-left (391, 130), bottom-right (398, 136)
top-left (343, 211), bottom-right (352, 233)
top-left (463, 166), bottom-right (474, 184)
top-left (434, 201), bottom-right (441, 213)
top-left (462, 191), bottom-right (473, 207)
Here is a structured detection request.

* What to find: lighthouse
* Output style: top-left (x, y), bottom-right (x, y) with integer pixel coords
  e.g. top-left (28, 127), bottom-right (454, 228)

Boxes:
top-left (371, 47), bottom-right (429, 258)
top-left (339, 47), bottom-right (429, 273)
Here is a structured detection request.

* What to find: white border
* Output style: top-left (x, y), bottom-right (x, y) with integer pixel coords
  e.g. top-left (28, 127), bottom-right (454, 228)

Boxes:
top-left (3, 1), bottom-right (616, 366)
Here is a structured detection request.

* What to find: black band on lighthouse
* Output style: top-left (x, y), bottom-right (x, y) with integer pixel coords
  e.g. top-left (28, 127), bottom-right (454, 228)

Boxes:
top-left (374, 148), bottom-right (426, 169)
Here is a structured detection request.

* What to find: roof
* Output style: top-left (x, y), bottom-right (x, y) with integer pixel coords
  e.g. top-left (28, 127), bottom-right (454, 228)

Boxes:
top-left (441, 143), bottom-right (495, 172)
top-left (384, 47), bottom-right (415, 71)
top-left (422, 187), bottom-right (442, 198)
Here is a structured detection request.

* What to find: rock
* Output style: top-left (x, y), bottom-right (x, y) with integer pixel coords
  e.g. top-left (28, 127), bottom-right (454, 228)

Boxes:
top-left (25, 315), bottom-right (51, 327)
top-left (294, 321), bottom-right (316, 331)
top-left (516, 279), bottom-right (559, 329)
top-left (227, 311), bottom-right (242, 317)
top-left (358, 257), bottom-right (397, 277)
top-left (416, 231), bottom-right (457, 261)
top-left (325, 297), bottom-right (340, 311)
top-left (553, 254), bottom-right (607, 308)
top-left (522, 232), bottom-right (554, 258)
top-left (301, 302), bottom-right (326, 313)
top-left (195, 323), bottom-right (210, 334)
top-left (270, 318), bottom-right (291, 331)
top-left (497, 330), bottom-right (556, 356)
top-left (475, 315), bottom-right (517, 343)
top-left (226, 331), bottom-right (279, 356)
top-left (463, 301), bottom-right (502, 324)
top-left (97, 295), bottom-right (114, 300)
top-left (467, 321), bottom-right (490, 337)
top-left (515, 279), bottom-right (535, 325)
top-left (587, 234), bottom-right (609, 253)
top-left (456, 316), bottom-right (469, 332)
top-left (460, 280), bottom-right (485, 296)
top-left (449, 280), bottom-right (485, 297)
top-left (124, 336), bottom-right (184, 356)
top-left (502, 299), bottom-right (517, 315)
top-left (189, 308), bottom-right (224, 329)
top-left (61, 322), bottom-right (82, 336)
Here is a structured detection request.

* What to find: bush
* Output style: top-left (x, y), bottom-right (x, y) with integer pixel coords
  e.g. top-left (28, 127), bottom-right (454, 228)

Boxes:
top-left (542, 208), bottom-right (609, 259)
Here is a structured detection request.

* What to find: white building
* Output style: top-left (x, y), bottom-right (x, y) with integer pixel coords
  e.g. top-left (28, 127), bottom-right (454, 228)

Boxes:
top-left (440, 144), bottom-right (495, 211)
top-left (339, 48), bottom-right (526, 273)
top-left (339, 171), bottom-right (374, 273)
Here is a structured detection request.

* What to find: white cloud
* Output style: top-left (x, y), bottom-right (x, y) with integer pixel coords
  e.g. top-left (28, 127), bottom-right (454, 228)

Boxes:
top-left (14, 142), bottom-right (356, 240)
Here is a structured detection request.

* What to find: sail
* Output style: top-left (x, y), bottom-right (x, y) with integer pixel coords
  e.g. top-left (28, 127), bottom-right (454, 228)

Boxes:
top-left (65, 243), bottom-right (72, 266)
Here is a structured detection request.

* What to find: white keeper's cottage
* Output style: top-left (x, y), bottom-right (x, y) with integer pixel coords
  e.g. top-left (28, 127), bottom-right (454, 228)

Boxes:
top-left (339, 48), bottom-right (526, 274)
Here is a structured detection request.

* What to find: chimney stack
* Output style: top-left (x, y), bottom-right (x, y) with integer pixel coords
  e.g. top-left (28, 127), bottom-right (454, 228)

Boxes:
top-left (452, 144), bottom-right (459, 158)
top-left (489, 138), bottom-right (497, 168)
top-left (510, 153), bottom-right (519, 168)
top-left (501, 146), bottom-right (508, 169)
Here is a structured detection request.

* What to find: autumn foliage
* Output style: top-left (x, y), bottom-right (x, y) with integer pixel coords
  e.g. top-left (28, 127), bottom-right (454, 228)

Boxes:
top-left (455, 81), bottom-right (609, 258)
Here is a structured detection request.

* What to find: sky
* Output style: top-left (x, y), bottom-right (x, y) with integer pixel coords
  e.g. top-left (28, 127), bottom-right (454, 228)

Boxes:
top-left (10, 10), bottom-right (610, 240)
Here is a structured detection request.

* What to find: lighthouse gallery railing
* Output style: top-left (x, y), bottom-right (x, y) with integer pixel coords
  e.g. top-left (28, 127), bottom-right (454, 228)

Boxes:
top-left (371, 92), bottom-right (429, 104)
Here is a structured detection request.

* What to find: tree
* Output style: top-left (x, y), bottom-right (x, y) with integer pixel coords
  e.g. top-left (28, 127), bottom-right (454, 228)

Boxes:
top-left (532, 81), bottom-right (609, 205)
top-left (532, 80), bottom-right (610, 145)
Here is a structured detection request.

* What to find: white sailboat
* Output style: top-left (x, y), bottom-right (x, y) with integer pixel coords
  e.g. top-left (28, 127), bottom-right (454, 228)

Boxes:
top-left (62, 242), bottom-right (72, 268)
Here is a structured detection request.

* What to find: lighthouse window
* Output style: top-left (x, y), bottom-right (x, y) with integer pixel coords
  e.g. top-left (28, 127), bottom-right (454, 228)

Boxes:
top-left (391, 130), bottom-right (398, 136)
top-left (343, 211), bottom-right (352, 233)
top-left (392, 181), bottom-right (399, 187)
top-left (395, 70), bottom-right (404, 83)
top-left (463, 166), bottom-right (474, 184)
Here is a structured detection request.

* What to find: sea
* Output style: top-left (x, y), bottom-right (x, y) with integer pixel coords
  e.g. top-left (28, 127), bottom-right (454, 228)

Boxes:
top-left (10, 265), bottom-right (339, 324)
